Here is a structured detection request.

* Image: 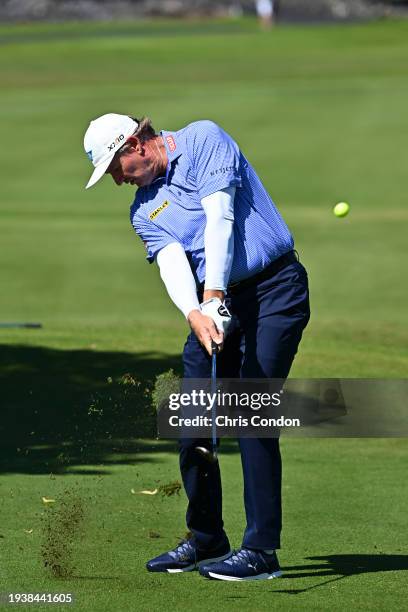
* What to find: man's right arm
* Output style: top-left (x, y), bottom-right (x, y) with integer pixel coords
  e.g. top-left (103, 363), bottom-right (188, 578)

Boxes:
top-left (156, 242), bottom-right (199, 318)
top-left (156, 242), bottom-right (224, 353)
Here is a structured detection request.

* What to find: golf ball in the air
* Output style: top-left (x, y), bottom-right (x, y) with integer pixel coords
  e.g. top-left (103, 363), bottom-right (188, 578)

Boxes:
top-left (333, 202), bottom-right (350, 218)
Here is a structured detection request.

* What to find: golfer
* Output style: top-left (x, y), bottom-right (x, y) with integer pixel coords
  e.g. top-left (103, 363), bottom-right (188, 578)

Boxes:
top-left (83, 114), bottom-right (310, 581)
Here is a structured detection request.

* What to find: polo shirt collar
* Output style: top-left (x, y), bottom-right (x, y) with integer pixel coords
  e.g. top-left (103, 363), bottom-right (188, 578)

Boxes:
top-left (161, 130), bottom-right (182, 184)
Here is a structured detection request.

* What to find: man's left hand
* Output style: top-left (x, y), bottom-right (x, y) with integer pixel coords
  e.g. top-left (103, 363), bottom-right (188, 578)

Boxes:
top-left (200, 297), bottom-right (232, 336)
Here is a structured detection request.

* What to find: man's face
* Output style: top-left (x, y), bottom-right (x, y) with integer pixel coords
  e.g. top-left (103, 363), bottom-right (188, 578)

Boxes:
top-left (106, 138), bottom-right (163, 188)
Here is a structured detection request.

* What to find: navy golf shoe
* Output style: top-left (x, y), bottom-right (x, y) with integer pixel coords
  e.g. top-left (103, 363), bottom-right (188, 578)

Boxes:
top-left (199, 547), bottom-right (282, 581)
top-left (146, 538), bottom-right (231, 573)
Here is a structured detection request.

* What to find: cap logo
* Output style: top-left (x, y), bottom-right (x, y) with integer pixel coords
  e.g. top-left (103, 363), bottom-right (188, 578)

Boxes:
top-left (86, 150), bottom-right (93, 162)
top-left (108, 133), bottom-right (125, 152)
top-left (166, 135), bottom-right (176, 153)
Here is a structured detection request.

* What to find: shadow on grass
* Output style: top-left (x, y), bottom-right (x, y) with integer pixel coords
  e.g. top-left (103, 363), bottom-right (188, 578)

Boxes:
top-left (1, 344), bottom-right (239, 475)
top-left (277, 554), bottom-right (408, 593)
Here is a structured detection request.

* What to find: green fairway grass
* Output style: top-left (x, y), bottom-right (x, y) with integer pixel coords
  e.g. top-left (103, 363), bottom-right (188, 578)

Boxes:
top-left (1, 17), bottom-right (407, 611)
top-left (1, 439), bottom-right (408, 611)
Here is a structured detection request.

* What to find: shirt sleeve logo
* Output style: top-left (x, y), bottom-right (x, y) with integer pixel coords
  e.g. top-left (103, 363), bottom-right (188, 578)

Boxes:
top-left (165, 135), bottom-right (177, 153)
top-left (149, 200), bottom-right (170, 220)
top-left (210, 165), bottom-right (235, 177)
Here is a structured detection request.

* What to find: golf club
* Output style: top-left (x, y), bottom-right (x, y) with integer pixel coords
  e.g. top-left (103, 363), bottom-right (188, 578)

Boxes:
top-left (0, 322), bottom-right (42, 329)
top-left (196, 340), bottom-right (219, 464)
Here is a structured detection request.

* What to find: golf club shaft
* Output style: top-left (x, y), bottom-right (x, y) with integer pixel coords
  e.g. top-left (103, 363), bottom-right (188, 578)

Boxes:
top-left (211, 341), bottom-right (218, 455)
top-left (0, 322), bottom-right (42, 329)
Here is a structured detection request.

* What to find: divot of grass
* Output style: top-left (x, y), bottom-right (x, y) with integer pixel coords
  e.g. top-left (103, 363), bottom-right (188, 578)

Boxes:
top-left (40, 488), bottom-right (85, 578)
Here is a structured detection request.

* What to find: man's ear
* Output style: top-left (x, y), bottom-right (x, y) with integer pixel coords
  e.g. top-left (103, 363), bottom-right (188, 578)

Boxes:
top-left (125, 135), bottom-right (143, 154)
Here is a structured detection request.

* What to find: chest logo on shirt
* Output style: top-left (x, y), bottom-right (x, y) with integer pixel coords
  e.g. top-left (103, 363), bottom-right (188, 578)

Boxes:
top-left (166, 135), bottom-right (177, 153)
top-left (149, 200), bottom-right (170, 220)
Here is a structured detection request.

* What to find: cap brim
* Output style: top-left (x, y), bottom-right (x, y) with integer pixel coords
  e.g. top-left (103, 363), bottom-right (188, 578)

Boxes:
top-left (85, 156), bottom-right (113, 189)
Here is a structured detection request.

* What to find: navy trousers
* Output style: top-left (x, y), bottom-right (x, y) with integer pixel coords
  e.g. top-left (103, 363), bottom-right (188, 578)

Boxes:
top-left (180, 259), bottom-right (310, 551)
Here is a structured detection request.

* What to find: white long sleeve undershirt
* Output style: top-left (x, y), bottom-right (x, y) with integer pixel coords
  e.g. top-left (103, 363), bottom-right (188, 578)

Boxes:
top-left (202, 186), bottom-right (235, 291)
top-left (156, 242), bottom-right (200, 318)
top-left (156, 187), bottom-right (236, 318)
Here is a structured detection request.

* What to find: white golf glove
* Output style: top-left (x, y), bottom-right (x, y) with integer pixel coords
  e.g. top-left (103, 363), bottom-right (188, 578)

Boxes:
top-left (200, 297), bottom-right (232, 336)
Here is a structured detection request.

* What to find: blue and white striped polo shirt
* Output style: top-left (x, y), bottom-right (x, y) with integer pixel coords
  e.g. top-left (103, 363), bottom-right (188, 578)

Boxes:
top-left (130, 120), bottom-right (293, 284)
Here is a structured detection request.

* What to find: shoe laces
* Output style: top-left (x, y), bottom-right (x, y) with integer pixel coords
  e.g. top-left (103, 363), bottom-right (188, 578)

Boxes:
top-left (225, 548), bottom-right (253, 566)
top-left (170, 539), bottom-right (193, 560)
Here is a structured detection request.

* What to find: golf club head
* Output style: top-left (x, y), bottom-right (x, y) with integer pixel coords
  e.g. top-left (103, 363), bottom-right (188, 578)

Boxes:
top-left (195, 446), bottom-right (218, 464)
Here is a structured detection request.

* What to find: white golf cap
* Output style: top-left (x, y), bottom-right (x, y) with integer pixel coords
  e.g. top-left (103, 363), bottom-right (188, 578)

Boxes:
top-left (83, 113), bottom-right (139, 189)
